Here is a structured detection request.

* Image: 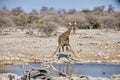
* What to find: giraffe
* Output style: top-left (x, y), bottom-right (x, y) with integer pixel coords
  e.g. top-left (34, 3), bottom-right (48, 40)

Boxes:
top-left (51, 22), bottom-right (78, 58)
top-left (72, 23), bottom-right (76, 34)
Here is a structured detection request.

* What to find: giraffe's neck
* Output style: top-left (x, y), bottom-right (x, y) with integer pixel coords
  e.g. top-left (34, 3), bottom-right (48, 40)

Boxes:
top-left (63, 26), bottom-right (73, 37)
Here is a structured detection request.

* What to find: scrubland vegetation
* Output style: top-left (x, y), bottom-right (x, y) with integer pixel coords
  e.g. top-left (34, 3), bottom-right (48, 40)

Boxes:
top-left (0, 5), bottom-right (120, 36)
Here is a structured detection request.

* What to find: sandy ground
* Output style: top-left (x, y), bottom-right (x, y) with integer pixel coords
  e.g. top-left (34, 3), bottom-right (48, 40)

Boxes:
top-left (0, 28), bottom-right (120, 64)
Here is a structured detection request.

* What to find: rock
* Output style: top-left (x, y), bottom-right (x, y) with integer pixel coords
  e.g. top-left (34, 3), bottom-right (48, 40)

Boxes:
top-left (0, 73), bottom-right (20, 80)
top-left (111, 74), bottom-right (120, 80)
top-left (8, 74), bottom-right (15, 80)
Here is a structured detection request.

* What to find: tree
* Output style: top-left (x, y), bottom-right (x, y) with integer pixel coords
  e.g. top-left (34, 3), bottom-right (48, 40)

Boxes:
top-left (0, 6), bottom-right (10, 15)
top-left (49, 7), bottom-right (55, 13)
top-left (57, 9), bottom-right (67, 14)
top-left (85, 13), bottom-right (100, 29)
top-left (93, 5), bottom-right (105, 12)
top-left (30, 9), bottom-right (39, 15)
top-left (81, 9), bottom-right (92, 13)
top-left (40, 6), bottom-right (48, 14)
top-left (11, 7), bottom-right (23, 16)
top-left (108, 4), bottom-right (114, 13)
top-left (68, 9), bottom-right (77, 14)
top-left (0, 6), bottom-right (9, 12)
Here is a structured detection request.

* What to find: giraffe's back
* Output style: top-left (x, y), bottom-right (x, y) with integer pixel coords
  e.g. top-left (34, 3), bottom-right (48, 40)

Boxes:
top-left (58, 34), bottom-right (69, 45)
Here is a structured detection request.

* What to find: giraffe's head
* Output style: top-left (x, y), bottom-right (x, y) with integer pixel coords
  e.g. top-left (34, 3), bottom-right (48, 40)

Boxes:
top-left (68, 22), bottom-right (77, 26)
top-left (68, 22), bottom-right (77, 33)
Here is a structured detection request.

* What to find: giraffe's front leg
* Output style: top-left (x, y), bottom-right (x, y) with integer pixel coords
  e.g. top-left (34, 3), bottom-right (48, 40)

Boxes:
top-left (62, 45), bottom-right (65, 52)
top-left (65, 45), bottom-right (70, 52)
top-left (54, 45), bottom-right (61, 55)
top-left (59, 46), bottom-right (61, 52)
top-left (49, 45), bottom-right (61, 57)
top-left (73, 27), bottom-right (76, 34)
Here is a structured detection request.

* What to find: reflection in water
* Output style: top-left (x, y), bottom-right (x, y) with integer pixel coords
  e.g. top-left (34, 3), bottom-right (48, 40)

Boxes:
top-left (0, 63), bottom-right (120, 78)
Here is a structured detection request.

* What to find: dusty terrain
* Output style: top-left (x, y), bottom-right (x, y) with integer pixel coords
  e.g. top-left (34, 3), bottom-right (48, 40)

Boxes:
top-left (0, 28), bottom-right (120, 64)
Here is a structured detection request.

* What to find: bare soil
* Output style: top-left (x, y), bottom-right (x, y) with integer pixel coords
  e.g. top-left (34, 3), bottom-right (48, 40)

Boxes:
top-left (0, 28), bottom-right (120, 65)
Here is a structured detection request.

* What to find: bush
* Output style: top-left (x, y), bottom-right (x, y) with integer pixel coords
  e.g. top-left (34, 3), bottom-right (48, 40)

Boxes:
top-left (101, 15), bottom-right (118, 29)
top-left (81, 9), bottom-right (92, 13)
top-left (93, 23), bottom-right (103, 29)
top-left (38, 22), bottom-right (57, 37)
top-left (43, 25), bottom-right (55, 35)
top-left (77, 20), bottom-right (90, 29)
top-left (0, 17), bottom-right (14, 27)
top-left (26, 31), bottom-right (33, 35)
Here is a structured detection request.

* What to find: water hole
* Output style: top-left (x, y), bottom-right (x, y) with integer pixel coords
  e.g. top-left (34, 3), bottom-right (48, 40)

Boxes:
top-left (0, 63), bottom-right (120, 78)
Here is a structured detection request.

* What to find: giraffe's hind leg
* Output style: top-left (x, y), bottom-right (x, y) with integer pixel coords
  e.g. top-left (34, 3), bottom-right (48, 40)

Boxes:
top-left (50, 45), bottom-right (61, 57)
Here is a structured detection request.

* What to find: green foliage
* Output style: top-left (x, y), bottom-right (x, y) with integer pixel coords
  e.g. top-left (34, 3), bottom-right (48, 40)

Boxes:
top-left (81, 9), bottom-right (92, 13)
top-left (93, 23), bottom-right (103, 29)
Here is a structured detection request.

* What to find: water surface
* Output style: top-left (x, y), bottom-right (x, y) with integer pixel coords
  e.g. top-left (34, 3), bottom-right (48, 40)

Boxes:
top-left (0, 63), bottom-right (120, 78)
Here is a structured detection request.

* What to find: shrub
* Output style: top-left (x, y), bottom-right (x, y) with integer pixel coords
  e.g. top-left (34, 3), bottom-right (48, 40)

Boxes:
top-left (77, 19), bottom-right (90, 29)
top-left (0, 17), bottom-right (14, 27)
top-left (101, 15), bottom-right (118, 29)
top-left (38, 22), bottom-right (57, 37)
top-left (26, 31), bottom-right (33, 35)
top-left (81, 9), bottom-right (92, 13)
top-left (93, 23), bottom-right (103, 29)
